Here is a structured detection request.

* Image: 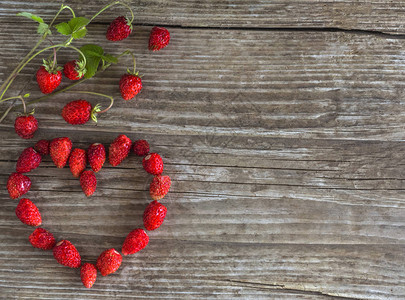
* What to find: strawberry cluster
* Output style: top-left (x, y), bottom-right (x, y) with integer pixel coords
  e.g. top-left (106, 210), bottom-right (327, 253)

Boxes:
top-left (7, 136), bottom-right (171, 288)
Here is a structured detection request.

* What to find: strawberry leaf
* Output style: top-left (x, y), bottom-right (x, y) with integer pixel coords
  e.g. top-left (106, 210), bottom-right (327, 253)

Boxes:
top-left (17, 12), bottom-right (44, 23)
top-left (68, 17), bottom-right (89, 32)
top-left (80, 44), bottom-right (104, 79)
top-left (37, 23), bottom-right (51, 35)
top-left (101, 54), bottom-right (118, 64)
top-left (72, 28), bottom-right (87, 39)
top-left (55, 22), bottom-right (72, 35)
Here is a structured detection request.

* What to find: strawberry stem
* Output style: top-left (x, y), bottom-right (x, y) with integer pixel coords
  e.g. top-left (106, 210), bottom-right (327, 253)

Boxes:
top-left (119, 50), bottom-right (137, 74)
top-left (63, 91), bottom-right (114, 115)
top-left (90, 1), bottom-right (134, 24)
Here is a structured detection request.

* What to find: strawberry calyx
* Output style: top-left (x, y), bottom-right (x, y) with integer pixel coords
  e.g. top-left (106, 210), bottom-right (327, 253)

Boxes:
top-left (90, 104), bottom-right (101, 123)
top-left (74, 59), bottom-right (87, 78)
top-left (42, 59), bottom-right (62, 75)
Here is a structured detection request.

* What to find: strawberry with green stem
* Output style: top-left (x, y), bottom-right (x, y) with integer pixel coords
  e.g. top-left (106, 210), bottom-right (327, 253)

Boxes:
top-left (12, 94), bottom-right (38, 139)
top-left (119, 50), bottom-right (142, 100)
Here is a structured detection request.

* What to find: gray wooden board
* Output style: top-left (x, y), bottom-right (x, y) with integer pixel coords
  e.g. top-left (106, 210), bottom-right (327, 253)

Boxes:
top-left (0, 2), bottom-right (404, 300)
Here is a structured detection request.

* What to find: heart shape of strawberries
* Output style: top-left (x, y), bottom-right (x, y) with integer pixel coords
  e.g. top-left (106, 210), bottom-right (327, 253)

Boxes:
top-left (6, 135), bottom-right (172, 288)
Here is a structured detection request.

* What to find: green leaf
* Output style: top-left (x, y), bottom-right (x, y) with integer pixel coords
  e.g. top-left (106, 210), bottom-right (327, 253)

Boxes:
top-left (23, 93), bottom-right (30, 98)
top-left (37, 23), bottom-right (51, 35)
top-left (17, 12), bottom-right (44, 23)
top-left (80, 44), bottom-right (104, 79)
top-left (101, 54), bottom-right (118, 64)
top-left (55, 22), bottom-right (72, 35)
top-left (68, 17), bottom-right (89, 32)
top-left (72, 28), bottom-right (87, 39)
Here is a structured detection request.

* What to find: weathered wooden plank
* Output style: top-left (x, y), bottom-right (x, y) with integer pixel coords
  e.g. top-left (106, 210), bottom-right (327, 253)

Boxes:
top-left (1, 25), bottom-right (405, 140)
top-left (0, 0), bottom-right (405, 34)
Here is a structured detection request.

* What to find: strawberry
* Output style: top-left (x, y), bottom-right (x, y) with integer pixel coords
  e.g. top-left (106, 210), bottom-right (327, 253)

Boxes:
top-left (122, 228), bottom-right (149, 255)
top-left (143, 200), bottom-right (167, 231)
top-left (15, 198), bottom-right (41, 226)
top-left (53, 240), bottom-right (81, 268)
top-left (119, 73), bottom-right (142, 101)
top-left (50, 137), bottom-right (72, 168)
top-left (106, 16), bottom-right (132, 41)
top-left (149, 26), bottom-right (170, 51)
top-left (63, 60), bottom-right (86, 80)
top-left (150, 175), bottom-right (171, 200)
top-left (69, 148), bottom-right (87, 178)
top-left (132, 139), bottom-right (149, 156)
top-left (16, 147), bottom-right (42, 173)
top-left (14, 114), bottom-right (38, 139)
top-left (87, 143), bottom-right (106, 172)
top-left (36, 64), bottom-right (62, 94)
top-left (96, 248), bottom-right (122, 276)
top-left (80, 170), bottom-right (97, 196)
top-left (34, 139), bottom-right (50, 155)
top-left (142, 153), bottom-right (164, 175)
top-left (62, 100), bottom-right (99, 125)
top-left (29, 228), bottom-right (56, 250)
top-left (81, 263), bottom-right (97, 288)
top-left (109, 134), bottom-right (132, 166)
top-left (7, 172), bottom-right (31, 199)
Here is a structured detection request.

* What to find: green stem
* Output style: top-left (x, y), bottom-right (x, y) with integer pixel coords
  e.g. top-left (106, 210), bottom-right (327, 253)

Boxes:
top-left (89, 1), bottom-right (134, 23)
top-left (0, 95), bottom-right (24, 103)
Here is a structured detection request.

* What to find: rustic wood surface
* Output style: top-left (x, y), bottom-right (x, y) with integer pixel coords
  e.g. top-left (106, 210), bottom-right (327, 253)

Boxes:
top-left (0, 0), bottom-right (405, 299)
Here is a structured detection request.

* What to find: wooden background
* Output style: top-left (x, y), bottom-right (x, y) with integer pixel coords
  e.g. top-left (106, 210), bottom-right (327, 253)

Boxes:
top-left (0, 0), bottom-right (404, 299)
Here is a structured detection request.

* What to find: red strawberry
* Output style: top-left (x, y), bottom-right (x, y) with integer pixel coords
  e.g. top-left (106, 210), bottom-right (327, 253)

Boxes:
top-left (29, 228), bottom-right (56, 250)
top-left (143, 200), bottom-right (167, 231)
top-left (122, 228), bottom-right (149, 255)
top-left (132, 139), bottom-right (149, 156)
top-left (34, 139), bottom-right (50, 155)
top-left (109, 134), bottom-right (132, 166)
top-left (81, 263), bottom-right (97, 288)
top-left (14, 114), bottom-right (38, 139)
top-left (87, 143), bottom-right (106, 172)
top-left (7, 172), bottom-right (31, 199)
top-left (106, 16), bottom-right (132, 41)
top-left (149, 26), bottom-right (170, 51)
top-left (62, 100), bottom-right (96, 125)
top-left (15, 198), bottom-right (41, 226)
top-left (36, 65), bottom-right (62, 94)
top-left (142, 153), bottom-right (164, 175)
top-left (150, 175), bottom-right (171, 200)
top-left (16, 147), bottom-right (42, 173)
top-left (69, 148), bottom-right (87, 177)
top-left (80, 170), bottom-right (97, 196)
top-left (53, 240), bottom-right (81, 268)
top-left (96, 248), bottom-right (122, 276)
top-left (63, 60), bottom-right (86, 80)
top-left (50, 137), bottom-right (72, 168)
top-left (119, 73), bottom-right (142, 101)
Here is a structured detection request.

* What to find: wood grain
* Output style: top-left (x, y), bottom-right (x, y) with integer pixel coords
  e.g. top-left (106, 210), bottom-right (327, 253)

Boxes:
top-left (1, 0), bottom-right (405, 34)
top-left (0, 2), bottom-right (404, 300)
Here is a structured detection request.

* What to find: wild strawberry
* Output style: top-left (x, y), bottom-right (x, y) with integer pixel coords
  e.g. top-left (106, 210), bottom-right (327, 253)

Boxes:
top-left (53, 240), bottom-right (81, 268)
top-left (132, 139), bottom-right (149, 156)
top-left (62, 100), bottom-right (100, 125)
top-left (16, 147), bottom-right (41, 173)
top-left (80, 170), bottom-right (97, 196)
top-left (149, 26), bottom-right (170, 51)
top-left (81, 263), bottom-right (97, 288)
top-left (150, 175), bottom-right (171, 200)
top-left (96, 248), bottom-right (122, 276)
top-left (142, 153), bottom-right (164, 175)
top-left (69, 148), bottom-right (87, 178)
top-left (34, 139), bottom-right (50, 155)
top-left (119, 73), bottom-right (142, 101)
top-left (50, 137), bottom-right (72, 168)
top-left (106, 16), bottom-right (132, 41)
top-left (14, 114), bottom-right (38, 139)
top-left (29, 228), bottom-right (56, 250)
top-left (87, 143), bottom-right (106, 172)
top-left (63, 60), bottom-right (86, 80)
top-left (15, 198), bottom-right (41, 226)
top-left (109, 134), bottom-right (132, 166)
top-left (122, 228), bottom-right (149, 255)
top-left (36, 63), bottom-right (62, 94)
top-left (143, 200), bottom-right (167, 231)
top-left (7, 172), bottom-right (31, 199)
